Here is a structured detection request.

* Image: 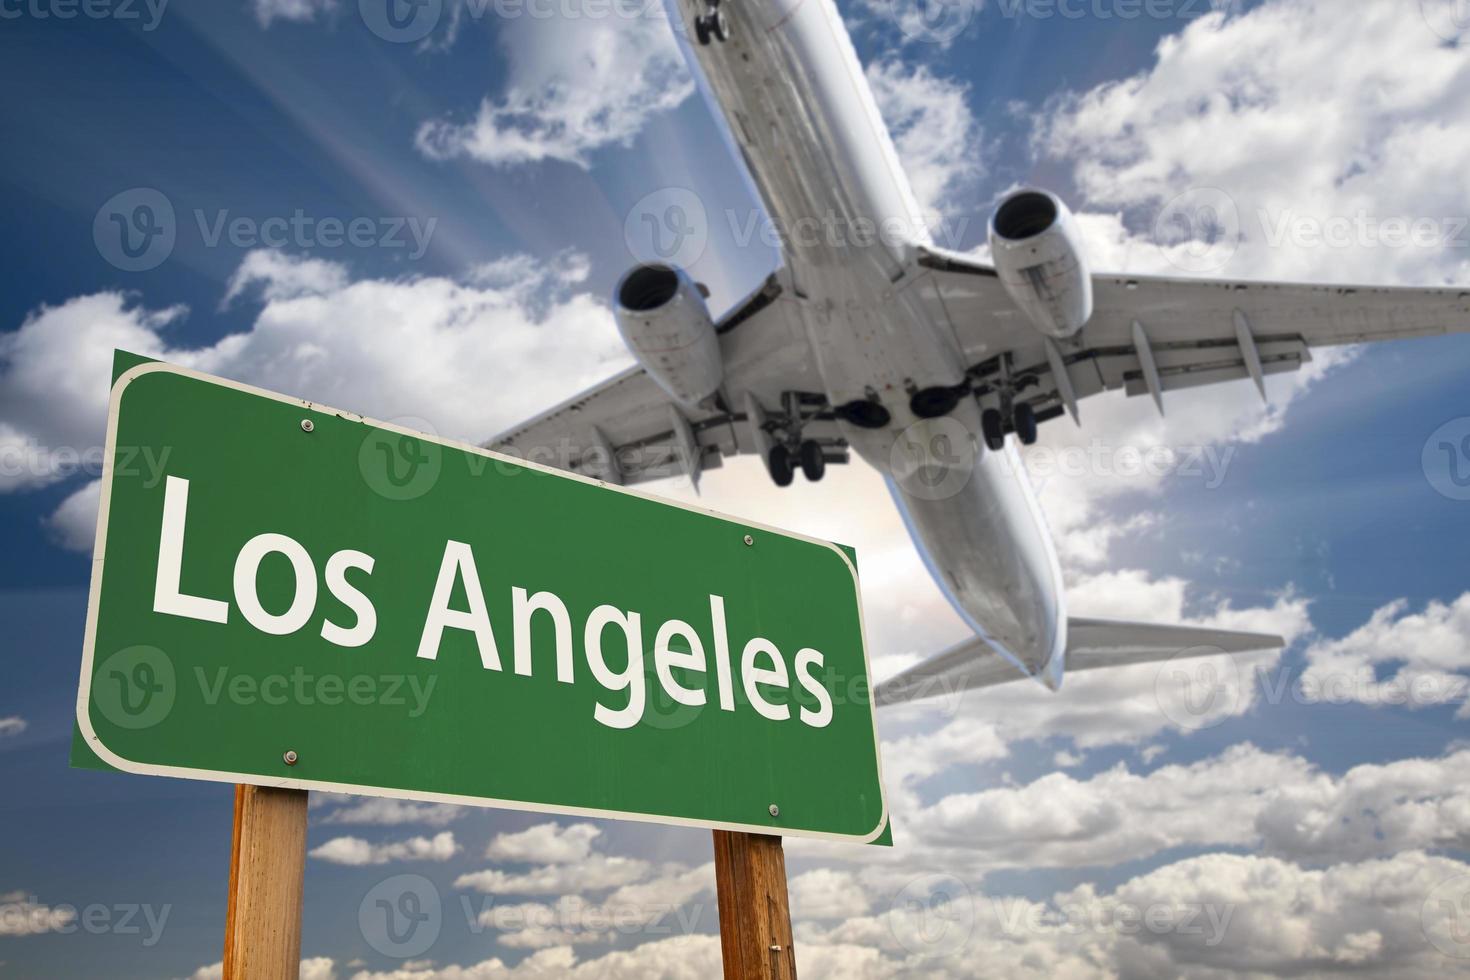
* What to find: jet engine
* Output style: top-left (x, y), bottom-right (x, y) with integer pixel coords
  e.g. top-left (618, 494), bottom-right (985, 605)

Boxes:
top-left (988, 189), bottom-right (1093, 339)
top-left (614, 263), bottom-right (724, 410)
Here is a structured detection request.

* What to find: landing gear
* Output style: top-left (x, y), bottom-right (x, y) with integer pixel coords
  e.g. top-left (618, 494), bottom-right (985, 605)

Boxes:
top-left (799, 440), bottom-right (826, 482)
top-left (1013, 402), bottom-right (1038, 446)
top-left (694, 5), bottom-right (728, 45)
top-left (981, 409), bottom-right (1006, 452)
top-left (974, 353), bottom-right (1045, 450)
top-left (767, 445), bottom-right (794, 487)
top-left (756, 391), bottom-right (848, 487)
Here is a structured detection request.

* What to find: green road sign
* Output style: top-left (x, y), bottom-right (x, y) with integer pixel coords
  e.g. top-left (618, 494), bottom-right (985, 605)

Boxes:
top-left (73, 356), bottom-right (889, 844)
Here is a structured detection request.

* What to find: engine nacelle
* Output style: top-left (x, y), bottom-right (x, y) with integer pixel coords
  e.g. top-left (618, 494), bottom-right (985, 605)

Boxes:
top-left (988, 189), bottom-right (1093, 339)
top-left (614, 263), bottom-right (724, 410)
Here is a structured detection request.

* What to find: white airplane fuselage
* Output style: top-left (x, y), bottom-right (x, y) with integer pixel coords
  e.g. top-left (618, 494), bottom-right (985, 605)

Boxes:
top-left (665, 0), bottom-right (1068, 684)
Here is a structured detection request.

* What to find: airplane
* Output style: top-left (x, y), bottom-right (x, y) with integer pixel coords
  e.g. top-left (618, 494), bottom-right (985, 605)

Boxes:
top-left (488, 0), bottom-right (1470, 705)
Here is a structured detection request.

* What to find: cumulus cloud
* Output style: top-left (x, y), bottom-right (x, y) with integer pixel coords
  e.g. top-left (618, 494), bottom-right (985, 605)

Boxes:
top-left (455, 855), bottom-right (652, 895)
top-left (1255, 751), bottom-right (1470, 863)
top-left (466, 864), bottom-right (715, 948)
top-left (0, 892), bottom-right (75, 937)
top-left (415, 11), bottom-right (693, 168)
top-left (483, 822), bottom-right (603, 864)
top-left (308, 831), bottom-right (459, 865)
top-left (1038, 0), bottom-right (1470, 286)
top-left (0, 249), bottom-right (628, 548)
top-left (335, 936), bottom-right (722, 978)
top-left (866, 59), bottom-right (983, 222)
top-left (312, 795), bottom-right (464, 828)
top-left (1302, 593), bottom-right (1470, 716)
top-left (0, 717), bottom-right (26, 738)
top-left (183, 957), bottom-right (335, 980)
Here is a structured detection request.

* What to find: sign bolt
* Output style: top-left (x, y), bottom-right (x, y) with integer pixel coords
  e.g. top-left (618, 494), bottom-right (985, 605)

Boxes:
top-left (300, 419), bottom-right (315, 433)
top-left (744, 534), bottom-right (754, 546)
top-left (283, 750), bottom-right (299, 766)
top-left (768, 803), bottom-right (780, 818)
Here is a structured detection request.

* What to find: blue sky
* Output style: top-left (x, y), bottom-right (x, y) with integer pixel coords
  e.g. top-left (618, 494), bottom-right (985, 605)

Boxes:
top-left (4, 0), bottom-right (1470, 977)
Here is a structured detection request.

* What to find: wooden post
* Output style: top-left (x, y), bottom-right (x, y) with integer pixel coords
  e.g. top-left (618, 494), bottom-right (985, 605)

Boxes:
top-left (712, 831), bottom-right (797, 980)
top-left (223, 785), bottom-right (309, 980)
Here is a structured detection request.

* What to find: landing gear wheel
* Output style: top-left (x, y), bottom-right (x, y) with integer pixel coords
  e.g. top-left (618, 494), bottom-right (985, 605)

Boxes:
top-left (981, 409), bottom-right (1006, 452)
top-left (768, 445), bottom-right (795, 487)
top-left (695, 10), bottom-right (728, 44)
top-left (799, 441), bottom-right (826, 482)
top-left (1013, 402), bottom-right (1038, 446)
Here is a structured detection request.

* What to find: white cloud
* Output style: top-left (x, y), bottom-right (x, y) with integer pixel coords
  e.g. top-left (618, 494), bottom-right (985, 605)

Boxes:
top-left (455, 855), bottom-right (651, 895)
top-left (44, 479), bottom-right (101, 553)
top-left (902, 743), bottom-right (1309, 871)
top-left (314, 795), bottom-right (464, 828)
top-left (1302, 593), bottom-right (1470, 716)
top-left (0, 249), bottom-right (630, 548)
top-left (222, 249), bottom-right (349, 306)
top-left (0, 295), bottom-right (185, 493)
top-left (183, 957), bottom-right (335, 980)
top-left (460, 863), bottom-right (714, 949)
top-left (1255, 750), bottom-right (1470, 863)
top-left (0, 717), bottom-right (26, 738)
top-left (308, 831), bottom-right (459, 865)
top-left (250, 0), bottom-right (337, 28)
top-left (0, 892), bottom-right (74, 936)
top-left (789, 868), bottom-right (871, 922)
top-left (798, 850), bottom-right (1470, 979)
top-left (484, 822), bottom-right (602, 864)
top-left (866, 59), bottom-right (983, 222)
top-left (415, 12), bottom-right (693, 168)
top-left (1038, 0), bottom-right (1470, 286)
top-left (340, 936), bottom-right (722, 978)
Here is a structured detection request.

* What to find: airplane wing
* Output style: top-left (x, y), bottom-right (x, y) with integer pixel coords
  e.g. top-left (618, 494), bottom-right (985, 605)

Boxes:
top-left (874, 617), bottom-right (1284, 707)
top-left (911, 245), bottom-right (1470, 424)
top-left (487, 274), bottom-right (837, 486)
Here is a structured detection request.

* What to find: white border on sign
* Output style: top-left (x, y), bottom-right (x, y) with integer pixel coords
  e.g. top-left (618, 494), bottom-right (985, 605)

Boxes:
top-left (75, 360), bottom-right (891, 845)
